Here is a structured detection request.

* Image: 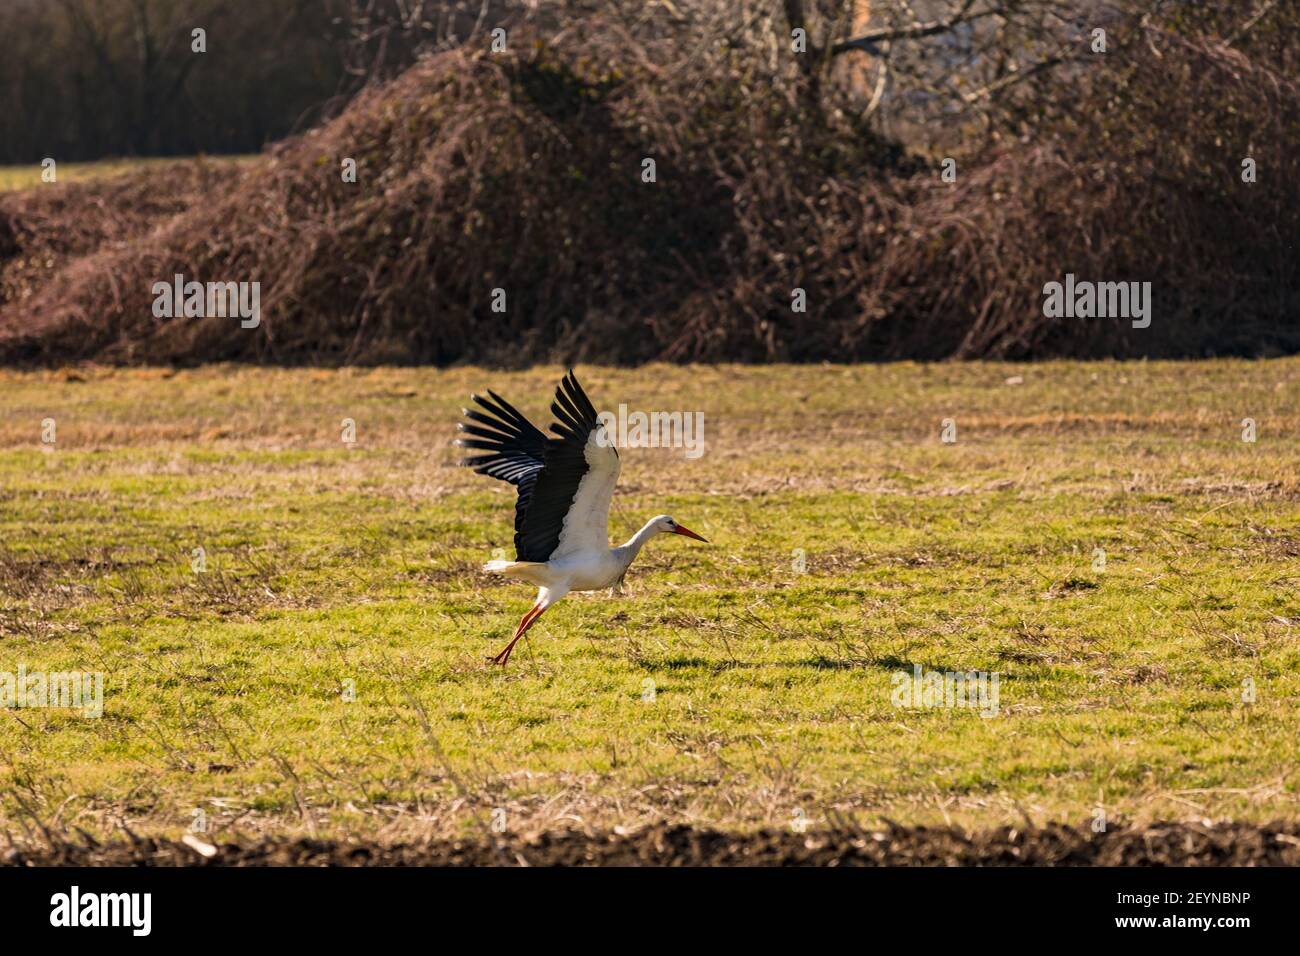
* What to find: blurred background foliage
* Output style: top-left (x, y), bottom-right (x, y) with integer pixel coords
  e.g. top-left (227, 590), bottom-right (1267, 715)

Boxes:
top-left (0, 1), bottom-right (1294, 365)
top-left (7, 0), bottom-right (1293, 164)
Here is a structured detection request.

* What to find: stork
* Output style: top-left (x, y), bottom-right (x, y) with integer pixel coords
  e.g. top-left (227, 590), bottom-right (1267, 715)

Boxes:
top-left (456, 371), bottom-right (708, 665)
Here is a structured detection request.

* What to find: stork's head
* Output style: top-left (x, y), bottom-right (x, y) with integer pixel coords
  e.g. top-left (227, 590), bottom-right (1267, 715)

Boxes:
top-left (652, 514), bottom-right (708, 543)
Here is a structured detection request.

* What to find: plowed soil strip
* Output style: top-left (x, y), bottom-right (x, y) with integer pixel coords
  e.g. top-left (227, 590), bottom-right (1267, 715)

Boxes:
top-left (8, 822), bottom-right (1300, 866)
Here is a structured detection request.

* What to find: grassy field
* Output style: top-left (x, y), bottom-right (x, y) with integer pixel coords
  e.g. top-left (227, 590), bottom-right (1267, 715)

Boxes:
top-left (1, 361), bottom-right (1298, 844)
top-left (0, 156), bottom-right (254, 191)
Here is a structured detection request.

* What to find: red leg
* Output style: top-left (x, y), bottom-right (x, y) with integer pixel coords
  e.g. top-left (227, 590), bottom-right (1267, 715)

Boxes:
top-left (490, 602), bottom-right (546, 666)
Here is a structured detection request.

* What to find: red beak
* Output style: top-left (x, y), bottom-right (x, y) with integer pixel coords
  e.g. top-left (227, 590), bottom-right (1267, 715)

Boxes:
top-left (672, 524), bottom-right (708, 543)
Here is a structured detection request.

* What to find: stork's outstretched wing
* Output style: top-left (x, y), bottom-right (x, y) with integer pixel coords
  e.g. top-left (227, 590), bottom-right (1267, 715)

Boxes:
top-left (457, 371), bottom-right (620, 562)
top-left (457, 389), bottom-right (548, 485)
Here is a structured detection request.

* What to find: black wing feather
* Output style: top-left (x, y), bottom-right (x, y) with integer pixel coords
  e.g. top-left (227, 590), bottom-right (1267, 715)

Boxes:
top-left (456, 391), bottom-right (547, 486)
top-left (457, 371), bottom-right (611, 562)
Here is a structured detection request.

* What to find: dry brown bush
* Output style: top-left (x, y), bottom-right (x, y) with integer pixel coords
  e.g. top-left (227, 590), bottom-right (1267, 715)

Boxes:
top-left (0, 161), bottom-right (237, 312)
top-left (0, 6), bottom-right (1294, 366)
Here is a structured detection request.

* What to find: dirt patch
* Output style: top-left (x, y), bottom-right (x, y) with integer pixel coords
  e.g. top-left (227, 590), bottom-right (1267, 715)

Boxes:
top-left (7, 821), bottom-right (1300, 866)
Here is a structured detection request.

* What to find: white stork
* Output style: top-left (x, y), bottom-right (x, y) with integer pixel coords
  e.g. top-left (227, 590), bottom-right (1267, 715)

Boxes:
top-left (456, 371), bottom-right (708, 665)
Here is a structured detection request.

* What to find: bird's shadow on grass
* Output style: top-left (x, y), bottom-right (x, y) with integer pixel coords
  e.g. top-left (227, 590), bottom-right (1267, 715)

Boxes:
top-left (797, 654), bottom-right (920, 672)
top-left (796, 654), bottom-right (1019, 675)
top-left (628, 652), bottom-right (1024, 678)
top-left (633, 654), bottom-right (754, 672)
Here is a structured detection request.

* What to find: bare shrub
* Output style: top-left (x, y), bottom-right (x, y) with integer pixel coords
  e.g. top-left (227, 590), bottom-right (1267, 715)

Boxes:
top-left (0, 4), bottom-right (1293, 365)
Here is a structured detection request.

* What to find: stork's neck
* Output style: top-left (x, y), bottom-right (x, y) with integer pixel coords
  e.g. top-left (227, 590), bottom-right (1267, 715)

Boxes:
top-left (614, 518), bottom-right (663, 565)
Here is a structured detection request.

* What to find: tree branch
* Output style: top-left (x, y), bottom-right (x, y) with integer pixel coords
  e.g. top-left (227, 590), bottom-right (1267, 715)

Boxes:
top-left (1227, 0), bottom-right (1281, 47)
top-left (959, 46), bottom-right (1075, 104)
top-left (831, 0), bottom-right (999, 55)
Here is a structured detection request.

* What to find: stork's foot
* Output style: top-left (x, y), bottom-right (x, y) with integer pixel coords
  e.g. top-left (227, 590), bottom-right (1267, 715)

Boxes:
top-left (488, 634), bottom-right (525, 666)
top-left (489, 601), bottom-right (545, 666)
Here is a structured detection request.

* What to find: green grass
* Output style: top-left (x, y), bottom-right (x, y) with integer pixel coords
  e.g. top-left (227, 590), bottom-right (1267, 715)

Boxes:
top-left (0, 156), bottom-right (256, 191)
top-left (1, 361), bottom-right (1298, 842)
